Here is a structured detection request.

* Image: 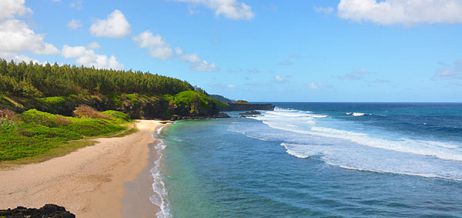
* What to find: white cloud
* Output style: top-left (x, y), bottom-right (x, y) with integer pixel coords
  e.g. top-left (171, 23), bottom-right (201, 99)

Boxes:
top-left (62, 45), bottom-right (123, 70)
top-left (307, 82), bottom-right (321, 90)
top-left (0, 0), bottom-right (59, 60)
top-left (67, 19), bottom-right (82, 30)
top-left (70, 0), bottom-right (82, 10)
top-left (274, 75), bottom-right (287, 83)
top-left (134, 31), bottom-right (217, 72)
top-left (87, 42), bottom-right (100, 49)
top-left (90, 10), bottom-right (131, 38)
top-left (176, 49), bottom-right (217, 72)
top-left (0, 0), bottom-right (31, 20)
top-left (133, 31), bottom-right (173, 59)
top-left (175, 0), bottom-right (254, 20)
top-left (0, 19), bottom-right (59, 55)
top-left (338, 0), bottom-right (462, 25)
top-left (339, 70), bottom-right (370, 80)
top-left (434, 60), bottom-right (462, 79)
top-left (0, 53), bottom-right (41, 64)
top-left (190, 59), bottom-right (217, 72)
top-left (314, 6), bottom-right (335, 15)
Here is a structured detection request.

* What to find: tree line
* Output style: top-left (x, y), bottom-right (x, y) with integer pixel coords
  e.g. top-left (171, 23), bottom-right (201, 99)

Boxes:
top-left (0, 59), bottom-right (226, 119)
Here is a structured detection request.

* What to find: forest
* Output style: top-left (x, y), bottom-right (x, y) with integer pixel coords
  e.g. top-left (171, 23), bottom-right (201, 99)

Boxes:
top-left (0, 59), bottom-right (226, 119)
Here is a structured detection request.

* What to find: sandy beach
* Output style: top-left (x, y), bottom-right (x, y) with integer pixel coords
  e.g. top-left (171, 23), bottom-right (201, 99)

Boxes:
top-left (0, 120), bottom-right (165, 218)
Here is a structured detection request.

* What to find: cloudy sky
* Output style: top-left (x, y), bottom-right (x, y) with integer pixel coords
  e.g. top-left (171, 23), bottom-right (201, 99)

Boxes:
top-left (1, 0), bottom-right (462, 102)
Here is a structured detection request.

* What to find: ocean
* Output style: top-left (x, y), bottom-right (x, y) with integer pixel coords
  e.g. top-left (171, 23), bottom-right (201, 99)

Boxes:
top-left (154, 103), bottom-right (462, 217)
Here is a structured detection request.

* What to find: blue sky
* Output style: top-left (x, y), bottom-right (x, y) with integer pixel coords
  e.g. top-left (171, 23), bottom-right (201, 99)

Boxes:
top-left (1, 0), bottom-right (462, 102)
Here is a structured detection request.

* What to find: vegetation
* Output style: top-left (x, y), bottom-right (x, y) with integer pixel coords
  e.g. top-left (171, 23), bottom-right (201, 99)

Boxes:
top-left (0, 59), bottom-right (225, 119)
top-left (169, 91), bottom-right (227, 117)
top-left (0, 59), bottom-right (230, 163)
top-left (0, 107), bottom-right (130, 162)
top-left (235, 100), bottom-right (249, 104)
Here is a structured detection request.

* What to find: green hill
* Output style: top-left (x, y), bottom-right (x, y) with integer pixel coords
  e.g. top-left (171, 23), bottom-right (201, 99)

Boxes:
top-left (0, 59), bottom-right (225, 119)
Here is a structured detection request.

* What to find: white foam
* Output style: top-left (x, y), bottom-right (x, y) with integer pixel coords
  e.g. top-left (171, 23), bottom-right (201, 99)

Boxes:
top-left (156, 126), bottom-right (165, 135)
top-left (234, 107), bottom-right (462, 181)
top-left (346, 112), bottom-right (366, 117)
top-left (282, 143), bottom-right (462, 181)
top-left (150, 128), bottom-right (172, 218)
top-left (309, 126), bottom-right (462, 162)
top-left (256, 109), bottom-right (462, 162)
top-left (281, 143), bottom-right (311, 158)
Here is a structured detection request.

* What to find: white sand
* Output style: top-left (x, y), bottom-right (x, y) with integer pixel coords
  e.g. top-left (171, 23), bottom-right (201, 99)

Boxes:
top-left (0, 120), bottom-right (165, 218)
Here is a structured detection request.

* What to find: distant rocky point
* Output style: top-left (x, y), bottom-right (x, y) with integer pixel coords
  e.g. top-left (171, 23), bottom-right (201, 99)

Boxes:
top-left (210, 95), bottom-right (275, 111)
top-left (226, 103), bottom-right (274, 111)
top-left (0, 204), bottom-right (75, 218)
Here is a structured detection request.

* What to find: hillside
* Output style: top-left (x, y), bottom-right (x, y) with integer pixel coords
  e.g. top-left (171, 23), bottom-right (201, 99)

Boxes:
top-left (0, 59), bottom-right (225, 119)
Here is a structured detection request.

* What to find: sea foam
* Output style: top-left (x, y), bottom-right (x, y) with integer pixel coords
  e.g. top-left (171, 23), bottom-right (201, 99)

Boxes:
top-left (150, 128), bottom-right (171, 218)
top-left (235, 108), bottom-right (462, 181)
top-left (346, 112), bottom-right (367, 117)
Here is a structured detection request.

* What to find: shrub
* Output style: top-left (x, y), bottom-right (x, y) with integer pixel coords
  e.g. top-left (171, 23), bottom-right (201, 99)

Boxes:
top-left (0, 108), bottom-right (16, 120)
top-left (64, 119), bottom-right (125, 136)
top-left (170, 91), bottom-right (224, 116)
top-left (0, 109), bottom-right (17, 130)
top-left (102, 110), bottom-right (130, 121)
top-left (73, 105), bottom-right (110, 119)
top-left (235, 100), bottom-right (249, 104)
top-left (21, 109), bottom-right (71, 127)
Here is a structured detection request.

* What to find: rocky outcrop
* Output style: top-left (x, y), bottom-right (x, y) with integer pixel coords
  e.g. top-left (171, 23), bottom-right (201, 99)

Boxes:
top-left (239, 110), bottom-right (261, 117)
top-left (0, 204), bottom-right (75, 218)
top-left (170, 112), bottom-right (230, 121)
top-left (225, 103), bottom-right (274, 111)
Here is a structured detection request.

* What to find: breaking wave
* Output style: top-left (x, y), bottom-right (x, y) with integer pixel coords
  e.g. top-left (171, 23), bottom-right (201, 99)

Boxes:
top-left (233, 108), bottom-right (462, 181)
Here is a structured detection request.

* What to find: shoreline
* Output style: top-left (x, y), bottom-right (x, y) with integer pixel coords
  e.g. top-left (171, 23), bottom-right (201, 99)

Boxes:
top-left (123, 134), bottom-right (161, 218)
top-left (0, 120), bottom-right (167, 218)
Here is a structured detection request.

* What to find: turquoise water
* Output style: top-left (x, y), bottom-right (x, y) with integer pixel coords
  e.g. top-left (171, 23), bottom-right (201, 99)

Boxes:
top-left (158, 103), bottom-right (462, 217)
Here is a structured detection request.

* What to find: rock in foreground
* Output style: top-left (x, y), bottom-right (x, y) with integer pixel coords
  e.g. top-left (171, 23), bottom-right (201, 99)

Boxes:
top-left (0, 204), bottom-right (75, 218)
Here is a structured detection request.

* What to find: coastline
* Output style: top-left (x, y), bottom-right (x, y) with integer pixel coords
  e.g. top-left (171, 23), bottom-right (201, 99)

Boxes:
top-left (0, 120), bottom-right (166, 218)
top-left (123, 135), bottom-right (161, 218)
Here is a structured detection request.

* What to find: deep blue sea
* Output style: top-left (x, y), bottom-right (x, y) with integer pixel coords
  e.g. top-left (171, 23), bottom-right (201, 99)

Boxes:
top-left (154, 103), bottom-right (462, 217)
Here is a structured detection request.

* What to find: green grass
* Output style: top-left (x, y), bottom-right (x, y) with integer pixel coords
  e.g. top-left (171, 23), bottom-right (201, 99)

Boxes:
top-left (0, 109), bottom-right (133, 165)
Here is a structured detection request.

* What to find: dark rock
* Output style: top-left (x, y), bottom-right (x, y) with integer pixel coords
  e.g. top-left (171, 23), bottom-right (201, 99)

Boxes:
top-left (239, 110), bottom-right (261, 117)
top-left (225, 103), bottom-right (274, 111)
top-left (212, 112), bottom-right (231, 118)
top-left (0, 204), bottom-right (75, 218)
top-left (169, 112), bottom-right (230, 121)
top-left (170, 115), bottom-right (180, 121)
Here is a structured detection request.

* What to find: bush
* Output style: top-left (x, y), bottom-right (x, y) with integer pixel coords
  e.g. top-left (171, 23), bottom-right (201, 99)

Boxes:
top-left (102, 110), bottom-right (130, 121)
top-left (0, 108), bottom-right (16, 120)
top-left (235, 100), bottom-right (249, 104)
top-left (64, 119), bottom-right (125, 136)
top-left (0, 109), bottom-right (17, 130)
top-left (21, 109), bottom-right (71, 127)
top-left (118, 94), bottom-right (171, 119)
top-left (73, 105), bottom-right (110, 119)
top-left (170, 91), bottom-right (224, 116)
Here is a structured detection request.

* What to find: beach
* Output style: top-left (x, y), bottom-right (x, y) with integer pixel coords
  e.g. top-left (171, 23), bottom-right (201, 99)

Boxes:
top-left (0, 120), bottom-right (165, 218)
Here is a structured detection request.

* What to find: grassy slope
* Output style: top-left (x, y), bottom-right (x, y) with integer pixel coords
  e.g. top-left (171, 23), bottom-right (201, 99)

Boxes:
top-left (0, 109), bottom-right (135, 166)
